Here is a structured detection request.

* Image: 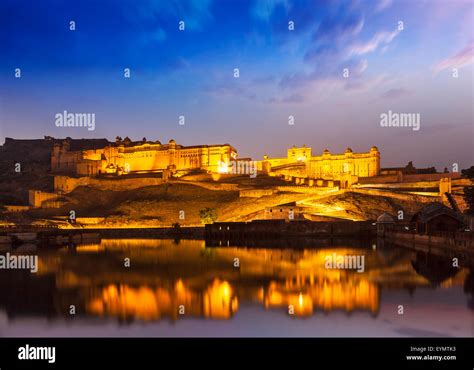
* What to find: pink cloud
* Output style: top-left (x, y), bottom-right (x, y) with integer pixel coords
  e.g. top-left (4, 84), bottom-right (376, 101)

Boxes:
top-left (380, 88), bottom-right (412, 99)
top-left (349, 29), bottom-right (400, 56)
top-left (433, 41), bottom-right (474, 71)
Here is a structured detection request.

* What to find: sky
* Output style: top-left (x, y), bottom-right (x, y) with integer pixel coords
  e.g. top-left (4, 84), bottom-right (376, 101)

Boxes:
top-left (0, 0), bottom-right (473, 170)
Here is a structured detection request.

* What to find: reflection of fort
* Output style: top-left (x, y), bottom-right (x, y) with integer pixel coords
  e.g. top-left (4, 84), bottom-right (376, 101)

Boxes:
top-left (85, 276), bottom-right (379, 320)
top-left (69, 240), bottom-right (386, 319)
top-left (0, 239), bottom-right (471, 322)
top-left (261, 279), bottom-right (379, 316)
top-left (88, 279), bottom-right (238, 320)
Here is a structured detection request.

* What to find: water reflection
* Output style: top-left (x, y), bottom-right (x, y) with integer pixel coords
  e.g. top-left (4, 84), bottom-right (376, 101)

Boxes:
top-left (87, 279), bottom-right (238, 321)
top-left (0, 239), bottom-right (472, 326)
top-left (411, 252), bottom-right (460, 286)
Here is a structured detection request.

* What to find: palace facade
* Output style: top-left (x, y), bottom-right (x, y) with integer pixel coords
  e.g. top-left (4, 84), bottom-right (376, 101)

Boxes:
top-left (51, 137), bottom-right (237, 176)
top-left (261, 145), bottom-right (381, 181)
top-left (50, 137), bottom-right (380, 182)
top-left (306, 146), bottom-right (380, 179)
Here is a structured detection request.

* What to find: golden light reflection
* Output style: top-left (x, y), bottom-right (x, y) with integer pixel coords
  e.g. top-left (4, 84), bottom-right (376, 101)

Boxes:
top-left (88, 285), bottom-right (163, 320)
top-left (288, 292), bottom-right (313, 316)
top-left (87, 279), bottom-right (238, 320)
top-left (262, 277), bottom-right (379, 316)
top-left (203, 279), bottom-right (238, 319)
top-left (76, 244), bottom-right (104, 253)
top-left (30, 240), bottom-right (468, 321)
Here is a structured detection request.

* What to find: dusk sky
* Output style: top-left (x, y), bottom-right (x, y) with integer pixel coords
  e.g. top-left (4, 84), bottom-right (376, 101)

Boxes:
top-left (0, 0), bottom-right (472, 170)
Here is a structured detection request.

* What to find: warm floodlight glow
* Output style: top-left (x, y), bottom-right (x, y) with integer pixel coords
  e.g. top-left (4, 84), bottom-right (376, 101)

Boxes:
top-left (217, 161), bottom-right (229, 174)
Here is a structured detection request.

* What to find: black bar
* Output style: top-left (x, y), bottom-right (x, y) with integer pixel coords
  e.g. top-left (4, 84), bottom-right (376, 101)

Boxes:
top-left (0, 338), bottom-right (472, 369)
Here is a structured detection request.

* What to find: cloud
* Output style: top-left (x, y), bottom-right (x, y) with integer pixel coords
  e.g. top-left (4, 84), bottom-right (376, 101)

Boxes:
top-left (251, 0), bottom-right (290, 21)
top-left (249, 0), bottom-right (326, 53)
top-left (252, 75), bottom-right (276, 85)
top-left (276, 4), bottom-right (370, 96)
top-left (312, 13), bottom-right (364, 44)
top-left (177, 0), bottom-right (214, 31)
top-left (343, 73), bottom-right (392, 92)
top-left (264, 93), bottom-right (305, 104)
top-left (304, 43), bottom-right (342, 65)
top-left (343, 80), bottom-right (365, 90)
top-left (115, 0), bottom-right (215, 52)
top-left (272, 1), bottom-right (408, 104)
top-left (380, 88), bottom-right (412, 99)
top-left (374, 0), bottom-right (393, 13)
top-left (278, 70), bottom-right (313, 90)
top-left (282, 93), bottom-right (304, 103)
top-left (279, 58), bottom-right (368, 90)
top-left (349, 29), bottom-right (400, 56)
top-left (433, 41), bottom-right (474, 71)
top-left (203, 81), bottom-right (257, 100)
top-left (205, 74), bottom-right (306, 104)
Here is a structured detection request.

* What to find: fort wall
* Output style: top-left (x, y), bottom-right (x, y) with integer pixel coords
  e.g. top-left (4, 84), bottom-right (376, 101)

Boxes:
top-left (358, 172), bottom-right (461, 185)
top-left (351, 188), bottom-right (437, 203)
top-left (275, 185), bottom-right (338, 194)
top-left (403, 172), bottom-right (461, 182)
top-left (205, 220), bottom-right (376, 238)
top-left (170, 180), bottom-right (239, 191)
top-left (357, 174), bottom-right (400, 184)
top-left (4, 205), bottom-right (31, 212)
top-left (28, 190), bottom-right (59, 208)
top-left (54, 175), bottom-right (165, 193)
top-left (239, 189), bottom-right (276, 198)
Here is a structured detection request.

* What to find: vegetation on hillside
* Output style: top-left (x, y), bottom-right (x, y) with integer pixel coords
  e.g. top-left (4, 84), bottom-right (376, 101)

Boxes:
top-left (462, 166), bottom-right (474, 215)
top-left (199, 207), bottom-right (218, 224)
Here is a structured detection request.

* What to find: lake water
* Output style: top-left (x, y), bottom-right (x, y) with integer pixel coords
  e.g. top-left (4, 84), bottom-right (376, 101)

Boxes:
top-left (0, 239), bottom-right (472, 337)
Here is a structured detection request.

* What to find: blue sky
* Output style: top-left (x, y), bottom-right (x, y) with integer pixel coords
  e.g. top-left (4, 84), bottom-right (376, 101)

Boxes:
top-left (0, 0), bottom-right (473, 169)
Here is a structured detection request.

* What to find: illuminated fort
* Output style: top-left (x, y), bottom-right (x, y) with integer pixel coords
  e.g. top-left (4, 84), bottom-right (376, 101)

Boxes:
top-left (261, 145), bottom-right (381, 183)
top-left (51, 137), bottom-right (237, 176)
top-left (51, 137), bottom-right (380, 182)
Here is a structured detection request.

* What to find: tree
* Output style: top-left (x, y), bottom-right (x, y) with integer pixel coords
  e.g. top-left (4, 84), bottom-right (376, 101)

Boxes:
top-left (462, 166), bottom-right (474, 215)
top-left (199, 207), bottom-right (217, 224)
top-left (461, 166), bottom-right (474, 179)
top-left (464, 187), bottom-right (474, 215)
